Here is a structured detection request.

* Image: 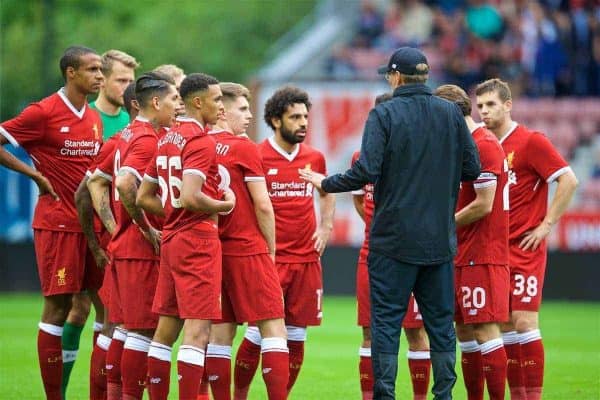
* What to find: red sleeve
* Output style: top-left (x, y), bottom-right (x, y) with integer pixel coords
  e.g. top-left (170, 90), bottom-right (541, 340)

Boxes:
top-left (0, 103), bottom-right (46, 147)
top-left (144, 152), bottom-right (159, 182)
top-left (182, 136), bottom-right (216, 180)
top-left (351, 151), bottom-right (360, 167)
top-left (120, 134), bottom-right (158, 180)
top-left (527, 132), bottom-right (569, 182)
top-left (239, 140), bottom-right (265, 182)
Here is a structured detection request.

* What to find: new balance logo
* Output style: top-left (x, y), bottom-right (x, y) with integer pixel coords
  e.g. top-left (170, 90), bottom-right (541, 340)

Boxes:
top-left (468, 309), bottom-right (478, 316)
top-left (60, 126), bottom-right (70, 133)
top-left (522, 297), bottom-right (532, 303)
top-left (177, 374), bottom-right (182, 381)
top-left (208, 375), bottom-right (219, 381)
top-left (263, 368), bottom-right (272, 374)
top-left (149, 377), bottom-right (161, 384)
top-left (267, 168), bottom-right (278, 175)
top-left (106, 364), bottom-right (113, 370)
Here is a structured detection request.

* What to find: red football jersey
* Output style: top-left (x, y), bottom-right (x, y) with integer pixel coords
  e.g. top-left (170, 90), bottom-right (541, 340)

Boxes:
top-left (500, 123), bottom-right (570, 240)
top-left (89, 133), bottom-right (120, 178)
top-left (351, 151), bottom-right (375, 263)
top-left (258, 137), bottom-right (327, 263)
top-left (0, 89), bottom-right (102, 232)
top-left (109, 117), bottom-right (163, 260)
top-left (144, 117), bottom-right (219, 243)
top-left (211, 129), bottom-right (270, 256)
top-left (455, 126), bottom-right (509, 266)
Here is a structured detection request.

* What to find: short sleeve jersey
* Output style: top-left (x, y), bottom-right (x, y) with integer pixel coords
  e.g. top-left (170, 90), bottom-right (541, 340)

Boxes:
top-left (89, 101), bottom-right (129, 140)
top-left (455, 127), bottom-right (509, 266)
top-left (211, 129), bottom-right (270, 256)
top-left (110, 117), bottom-right (163, 260)
top-left (144, 118), bottom-right (219, 243)
top-left (500, 123), bottom-right (570, 241)
top-left (351, 151), bottom-right (375, 263)
top-left (258, 137), bottom-right (327, 263)
top-left (0, 89), bottom-right (102, 232)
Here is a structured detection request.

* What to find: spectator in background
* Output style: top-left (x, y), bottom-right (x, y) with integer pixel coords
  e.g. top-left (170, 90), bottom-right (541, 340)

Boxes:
top-left (356, 0), bottom-right (385, 47)
top-left (465, 0), bottom-right (503, 40)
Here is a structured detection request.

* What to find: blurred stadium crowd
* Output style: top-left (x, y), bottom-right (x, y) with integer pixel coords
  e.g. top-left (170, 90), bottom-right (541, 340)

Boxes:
top-left (327, 0), bottom-right (600, 97)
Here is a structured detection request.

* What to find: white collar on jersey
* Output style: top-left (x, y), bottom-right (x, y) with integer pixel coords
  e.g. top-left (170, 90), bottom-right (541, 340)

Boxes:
top-left (499, 121), bottom-right (518, 144)
top-left (268, 135), bottom-right (300, 162)
top-left (176, 116), bottom-right (204, 130)
top-left (134, 116), bottom-right (151, 123)
top-left (57, 87), bottom-right (86, 119)
top-left (470, 122), bottom-right (485, 135)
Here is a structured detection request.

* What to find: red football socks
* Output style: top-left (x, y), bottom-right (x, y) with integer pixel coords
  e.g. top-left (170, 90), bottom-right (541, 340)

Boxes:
top-left (358, 347), bottom-right (374, 400)
top-left (286, 340), bottom-right (304, 393)
top-left (106, 328), bottom-right (127, 400)
top-left (38, 323), bottom-right (64, 400)
top-left (206, 344), bottom-right (232, 400)
top-left (90, 334), bottom-right (111, 400)
top-left (177, 345), bottom-right (206, 400)
top-left (407, 350), bottom-right (431, 400)
top-left (261, 337), bottom-right (289, 400)
top-left (503, 331), bottom-right (527, 400)
top-left (520, 330), bottom-right (544, 400)
top-left (197, 368), bottom-right (210, 400)
top-left (459, 341), bottom-right (484, 400)
top-left (147, 341), bottom-right (172, 400)
top-left (233, 337), bottom-right (261, 399)
top-left (480, 338), bottom-right (507, 400)
top-left (121, 333), bottom-right (151, 400)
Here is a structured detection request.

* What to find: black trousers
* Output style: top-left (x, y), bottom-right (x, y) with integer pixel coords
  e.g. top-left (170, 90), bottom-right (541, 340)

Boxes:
top-left (368, 250), bottom-right (457, 400)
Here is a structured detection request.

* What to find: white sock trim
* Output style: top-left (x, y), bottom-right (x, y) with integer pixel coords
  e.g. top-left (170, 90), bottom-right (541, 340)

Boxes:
top-left (177, 345), bottom-right (205, 367)
top-left (480, 338), bottom-right (504, 355)
top-left (502, 331), bottom-right (519, 345)
top-left (38, 322), bottom-right (63, 337)
top-left (206, 344), bottom-right (232, 359)
top-left (93, 321), bottom-right (104, 332)
top-left (286, 325), bottom-right (307, 342)
top-left (97, 334), bottom-right (112, 351)
top-left (124, 333), bottom-right (151, 352)
top-left (459, 340), bottom-right (480, 353)
top-left (407, 350), bottom-right (430, 360)
top-left (112, 327), bottom-right (128, 342)
top-left (62, 349), bottom-right (78, 363)
top-left (518, 329), bottom-right (542, 344)
top-left (148, 342), bottom-right (172, 362)
top-left (359, 347), bottom-right (371, 357)
top-left (261, 337), bottom-right (288, 353)
top-left (244, 326), bottom-right (262, 346)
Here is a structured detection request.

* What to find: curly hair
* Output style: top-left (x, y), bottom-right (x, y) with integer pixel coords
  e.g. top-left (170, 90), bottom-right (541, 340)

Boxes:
top-left (263, 86), bottom-right (311, 130)
top-left (179, 73), bottom-right (219, 101)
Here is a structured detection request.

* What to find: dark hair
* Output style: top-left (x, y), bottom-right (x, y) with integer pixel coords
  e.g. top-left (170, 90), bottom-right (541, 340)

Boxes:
top-left (123, 82), bottom-right (137, 115)
top-left (263, 86), bottom-right (311, 130)
top-left (375, 93), bottom-right (392, 106)
top-left (475, 78), bottom-right (512, 102)
top-left (179, 73), bottom-right (219, 101)
top-left (59, 45), bottom-right (98, 79)
top-left (135, 71), bottom-right (175, 108)
top-left (435, 84), bottom-right (472, 116)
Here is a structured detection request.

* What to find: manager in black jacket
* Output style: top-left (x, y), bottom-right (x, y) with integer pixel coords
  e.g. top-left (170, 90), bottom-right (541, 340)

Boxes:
top-left (300, 47), bottom-right (481, 399)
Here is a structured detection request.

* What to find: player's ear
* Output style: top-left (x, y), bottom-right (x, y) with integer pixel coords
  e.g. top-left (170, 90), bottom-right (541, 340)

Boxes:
top-left (272, 117), bottom-right (281, 129)
top-left (151, 96), bottom-right (161, 111)
top-left (65, 66), bottom-right (76, 80)
top-left (504, 99), bottom-right (512, 113)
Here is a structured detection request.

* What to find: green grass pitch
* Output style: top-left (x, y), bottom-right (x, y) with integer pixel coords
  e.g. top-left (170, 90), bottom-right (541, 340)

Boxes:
top-left (0, 294), bottom-right (598, 399)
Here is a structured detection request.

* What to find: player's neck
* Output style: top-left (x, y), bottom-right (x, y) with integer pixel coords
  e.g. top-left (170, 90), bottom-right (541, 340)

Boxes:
top-left (215, 120), bottom-right (232, 133)
top-left (183, 109), bottom-right (206, 129)
top-left (273, 134), bottom-right (297, 154)
top-left (465, 116), bottom-right (478, 133)
top-left (94, 93), bottom-right (121, 116)
top-left (62, 84), bottom-right (88, 111)
top-left (492, 118), bottom-right (514, 140)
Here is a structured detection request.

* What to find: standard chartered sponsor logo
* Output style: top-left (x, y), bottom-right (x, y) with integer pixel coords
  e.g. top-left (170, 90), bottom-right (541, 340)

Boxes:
top-left (60, 139), bottom-right (101, 156)
top-left (269, 181), bottom-right (313, 197)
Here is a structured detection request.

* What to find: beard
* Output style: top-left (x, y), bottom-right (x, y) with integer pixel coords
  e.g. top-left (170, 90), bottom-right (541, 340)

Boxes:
top-left (280, 123), bottom-right (305, 145)
top-left (106, 92), bottom-right (124, 108)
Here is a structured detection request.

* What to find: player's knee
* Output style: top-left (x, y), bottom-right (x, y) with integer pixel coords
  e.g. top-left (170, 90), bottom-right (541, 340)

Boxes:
top-left (182, 320), bottom-right (210, 348)
top-left (405, 328), bottom-right (429, 351)
top-left (209, 323), bottom-right (236, 345)
top-left (512, 311), bottom-right (539, 333)
top-left (286, 325), bottom-right (307, 342)
top-left (68, 294), bottom-right (92, 325)
top-left (257, 318), bottom-right (287, 339)
top-left (42, 295), bottom-right (72, 324)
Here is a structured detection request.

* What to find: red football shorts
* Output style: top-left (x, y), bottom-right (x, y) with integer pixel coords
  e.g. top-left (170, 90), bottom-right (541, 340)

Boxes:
top-left (508, 240), bottom-right (547, 312)
top-left (277, 261), bottom-right (323, 327)
top-left (454, 264), bottom-right (510, 324)
top-left (217, 253), bottom-right (284, 324)
top-left (34, 229), bottom-right (93, 296)
top-left (100, 261), bottom-right (123, 324)
top-left (153, 228), bottom-right (222, 320)
top-left (113, 258), bottom-right (159, 330)
top-left (356, 260), bottom-right (423, 329)
top-left (83, 246), bottom-right (105, 292)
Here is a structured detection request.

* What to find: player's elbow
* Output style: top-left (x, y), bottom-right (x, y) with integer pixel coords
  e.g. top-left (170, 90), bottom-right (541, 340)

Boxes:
top-left (254, 198), bottom-right (274, 218)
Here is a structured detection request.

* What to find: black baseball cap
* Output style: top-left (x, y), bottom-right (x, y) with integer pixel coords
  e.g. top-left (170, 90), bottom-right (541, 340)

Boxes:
top-left (377, 47), bottom-right (429, 75)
